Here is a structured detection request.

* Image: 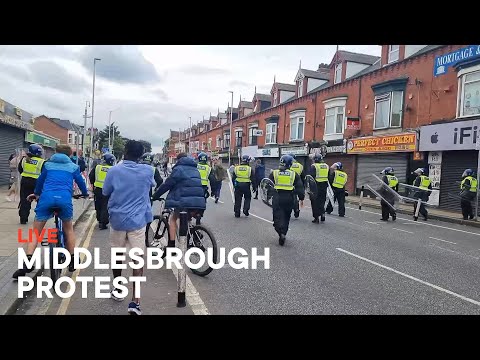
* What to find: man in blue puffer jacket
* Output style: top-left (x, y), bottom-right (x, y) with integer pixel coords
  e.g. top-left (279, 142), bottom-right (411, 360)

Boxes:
top-left (13, 144), bottom-right (89, 279)
top-left (152, 152), bottom-right (206, 249)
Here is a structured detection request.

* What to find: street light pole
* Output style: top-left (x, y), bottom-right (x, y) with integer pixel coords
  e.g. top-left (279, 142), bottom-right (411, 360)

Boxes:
top-left (89, 58), bottom-right (101, 176)
top-left (189, 117), bottom-right (192, 155)
top-left (83, 101), bottom-right (90, 156)
top-left (228, 91), bottom-right (233, 166)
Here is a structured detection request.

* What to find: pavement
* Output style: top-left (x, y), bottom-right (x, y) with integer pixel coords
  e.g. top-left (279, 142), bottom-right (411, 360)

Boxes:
top-left (346, 194), bottom-right (480, 228)
top-left (0, 186), bottom-right (92, 315)
top-left (7, 178), bottom-right (480, 315)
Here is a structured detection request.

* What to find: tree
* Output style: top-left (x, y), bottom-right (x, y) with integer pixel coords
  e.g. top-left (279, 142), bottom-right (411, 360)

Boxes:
top-left (97, 125), bottom-right (125, 159)
top-left (138, 140), bottom-right (152, 153)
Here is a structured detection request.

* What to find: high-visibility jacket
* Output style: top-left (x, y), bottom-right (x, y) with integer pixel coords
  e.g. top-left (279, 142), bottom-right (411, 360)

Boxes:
top-left (386, 175), bottom-right (398, 188)
top-left (461, 176), bottom-right (477, 193)
top-left (332, 170), bottom-right (348, 189)
top-left (290, 161), bottom-right (303, 176)
top-left (21, 157), bottom-right (45, 179)
top-left (94, 165), bottom-right (112, 188)
top-left (418, 175), bottom-right (431, 190)
top-left (272, 169), bottom-right (295, 191)
top-left (313, 163), bottom-right (329, 183)
top-left (197, 164), bottom-right (211, 186)
top-left (234, 165), bottom-right (252, 183)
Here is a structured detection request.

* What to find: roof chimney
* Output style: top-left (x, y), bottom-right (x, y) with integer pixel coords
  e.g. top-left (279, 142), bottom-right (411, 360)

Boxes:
top-left (317, 63), bottom-right (330, 73)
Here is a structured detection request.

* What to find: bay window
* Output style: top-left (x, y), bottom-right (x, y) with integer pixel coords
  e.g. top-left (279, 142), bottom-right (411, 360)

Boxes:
top-left (289, 110), bottom-right (305, 141)
top-left (457, 67), bottom-right (480, 118)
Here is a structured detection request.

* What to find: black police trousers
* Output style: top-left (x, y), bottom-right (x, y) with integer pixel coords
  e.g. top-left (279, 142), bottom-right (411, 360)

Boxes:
top-left (272, 191), bottom-right (294, 236)
top-left (234, 182), bottom-right (251, 215)
top-left (381, 198), bottom-right (396, 220)
top-left (326, 188), bottom-right (346, 216)
top-left (310, 182), bottom-right (328, 219)
top-left (94, 187), bottom-right (109, 225)
top-left (19, 177), bottom-right (37, 222)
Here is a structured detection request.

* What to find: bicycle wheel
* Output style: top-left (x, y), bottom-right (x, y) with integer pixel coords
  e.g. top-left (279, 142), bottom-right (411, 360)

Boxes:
top-left (187, 224), bottom-right (218, 277)
top-left (146, 215), bottom-right (169, 258)
top-left (49, 243), bottom-right (62, 283)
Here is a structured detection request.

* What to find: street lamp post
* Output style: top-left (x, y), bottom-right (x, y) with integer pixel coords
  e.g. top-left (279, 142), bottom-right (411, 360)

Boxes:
top-left (228, 91), bottom-right (233, 166)
top-left (83, 101), bottom-right (91, 156)
top-left (88, 58), bottom-right (101, 177)
top-left (108, 108), bottom-right (120, 152)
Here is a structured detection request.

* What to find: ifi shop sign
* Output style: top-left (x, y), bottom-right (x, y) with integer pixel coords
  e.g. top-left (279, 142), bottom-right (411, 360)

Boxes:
top-left (419, 120), bottom-right (480, 151)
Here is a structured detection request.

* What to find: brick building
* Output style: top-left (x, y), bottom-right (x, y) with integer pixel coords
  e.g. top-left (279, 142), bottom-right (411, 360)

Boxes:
top-left (179, 45), bottom-right (477, 209)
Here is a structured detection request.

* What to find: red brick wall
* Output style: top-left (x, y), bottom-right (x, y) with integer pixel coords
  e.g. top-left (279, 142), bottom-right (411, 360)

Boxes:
top-left (34, 116), bottom-right (67, 143)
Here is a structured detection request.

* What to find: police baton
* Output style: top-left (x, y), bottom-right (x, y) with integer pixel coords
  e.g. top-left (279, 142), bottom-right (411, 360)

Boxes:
top-left (177, 211), bottom-right (188, 307)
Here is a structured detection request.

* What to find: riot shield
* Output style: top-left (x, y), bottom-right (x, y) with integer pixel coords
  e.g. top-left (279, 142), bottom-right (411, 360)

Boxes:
top-left (260, 177), bottom-right (275, 208)
top-left (326, 182), bottom-right (336, 207)
top-left (396, 183), bottom-right (432, 206)
top-left (305, 175), bottom-right (318, 197)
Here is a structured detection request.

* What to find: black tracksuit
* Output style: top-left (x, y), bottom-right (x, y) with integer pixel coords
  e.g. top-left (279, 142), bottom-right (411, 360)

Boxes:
top-left (309, 163), bottom-right (328, 220)
top-left (268, 171), bottom-right (305, 236)
top-left (232, 165), bottom-right (255, 216)
top-left (380, 175), bottom-right (398, 220)
top-left (18, 157), bottom-right (45, 223)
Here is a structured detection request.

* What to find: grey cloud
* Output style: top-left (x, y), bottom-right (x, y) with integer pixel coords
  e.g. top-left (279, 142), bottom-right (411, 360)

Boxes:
top-left (178, 65), bottom-right (230, 76)
top-left (29, 61), bottom-right (90, 94)
top-left (79, 45), bottom-right (160, 84)
top-left (0, 45), bottom-right (75, 60)
top-left (150, 88), bottom-right (168, 101)
top-left (229, 80), bottom-right (252, 88)
top-left (0, 63), bottom-right (31, 82)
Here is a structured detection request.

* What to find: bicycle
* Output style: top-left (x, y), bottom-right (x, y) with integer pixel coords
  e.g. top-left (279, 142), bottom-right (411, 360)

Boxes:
top-left (29, 194), bottom-right (87, 283)
top-left (147, 198), bottom-right (218, 277)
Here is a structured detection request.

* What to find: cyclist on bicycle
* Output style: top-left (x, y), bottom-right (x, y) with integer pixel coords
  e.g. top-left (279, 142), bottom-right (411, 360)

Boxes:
top-left (13, 144), bottom-right (89, 279)
top-left (151, 152), bottom-right (206, 250)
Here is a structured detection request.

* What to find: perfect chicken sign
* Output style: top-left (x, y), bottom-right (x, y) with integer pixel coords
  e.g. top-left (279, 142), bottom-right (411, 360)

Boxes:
top-left (347, 133), bottom-right (417, 154)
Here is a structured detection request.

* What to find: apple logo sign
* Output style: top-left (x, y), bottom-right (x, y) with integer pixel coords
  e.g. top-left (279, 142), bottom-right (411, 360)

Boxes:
top-left (431, 132), bottom-right (439, 144)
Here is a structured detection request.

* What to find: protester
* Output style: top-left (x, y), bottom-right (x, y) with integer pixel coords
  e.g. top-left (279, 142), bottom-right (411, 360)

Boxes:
top-left (6, 152), bottom-right (21, 202)
top-left (102, 140), bottom-right (155, 315)
top-left (211, 159), bottom-right (227, 203)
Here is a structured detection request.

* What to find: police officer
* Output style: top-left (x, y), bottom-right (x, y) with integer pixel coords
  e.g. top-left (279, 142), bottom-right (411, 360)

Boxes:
top-left (140, 152), bottom-right (164, 199)
top-left (289, 154), bottom-right (305, 218)
top-left (460, 168), bottom-right (477, 220)
top-left (232, 155), bottom-right (255, 217)
top-left (197, 152), bottom-right (215, 199)
top-left (412, 168), bottom-right (432, 221)
top-left (309, 153), bottom-right (329, 223)
top-left (18, 144), bottom-right (45, 224)
top-left (269, 155), bottom-right (305, 245)
top-left (89, 153), bottom-right (116, 229)
top-left (325, 162), bottom-right (348, 217)
top-left (380, 167), bottom-right (398, 221)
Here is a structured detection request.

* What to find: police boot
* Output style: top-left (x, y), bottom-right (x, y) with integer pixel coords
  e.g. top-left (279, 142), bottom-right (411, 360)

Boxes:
top-left (279, 234), bottom-right (286, 246)
top-left (392, 213), bottom-right (396, 221)
top-left (312, 217), bottom-right (319, 224)
top-left (294, 210), bottom-right (300, 218)
top-left (320, 215), bottom-right (326, 222)
top-left (234, 213), bottom-right (240, 218)
top-left (243, 210), bottom-right (249, 216)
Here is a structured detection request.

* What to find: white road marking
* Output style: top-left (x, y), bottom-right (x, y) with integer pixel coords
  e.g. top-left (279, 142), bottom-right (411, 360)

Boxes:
top-left (429, 237), bottom-right (457, 245)
top-left (428, 244), bottom-right (480, 260)
top-left (336, 248), bottom-right (480, 307)
top-left (250, 213), bottom-right (274, 224)
top-left (392, 228), bottom-right (414, 234)
top-left (365, 221), bottom-right (380, 225)
top-left (345, 206), bottom-right (480, 237)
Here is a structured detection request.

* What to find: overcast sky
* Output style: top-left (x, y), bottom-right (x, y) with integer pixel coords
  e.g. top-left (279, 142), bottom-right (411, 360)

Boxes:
top-left (0, 45), bottom-right (379, 153)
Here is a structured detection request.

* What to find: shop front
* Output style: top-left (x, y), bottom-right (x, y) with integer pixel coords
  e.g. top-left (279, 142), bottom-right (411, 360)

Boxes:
top-left (419, 119), bottom-right (480, 211)
top-left (25, 130), bottom-right (60, 159)
top-left (256, 146), bottom-right (280, 175)
top-left (347, 132), bottom-right (418, 195)
top-left (309, 139), bottom-right (355, 194)
top-left (0, 99), bottom-right (34, 186)
top-left (280, 144), bottom-right (309, 170)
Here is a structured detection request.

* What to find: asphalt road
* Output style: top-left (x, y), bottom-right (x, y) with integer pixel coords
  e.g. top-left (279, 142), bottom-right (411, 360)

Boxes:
top-left (15, 180), bottom-right (480, 315)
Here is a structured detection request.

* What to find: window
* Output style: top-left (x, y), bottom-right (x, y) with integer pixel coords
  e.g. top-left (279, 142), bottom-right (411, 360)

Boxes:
top-left (374, 91), bottom-right (403, 129)
top-left (334, 63), bottom-right (342, 84)
top-left (224, 133), bottom-right (230, 148)
top-left (208, 138), bottom-right (212, 150)
top-left (325, 106), bottom-right (345, 135)
top-left (235, 130), bottom-right (242, 147)
top-left (298, 79), bottom-right (303, 97)
top-left (254, 101), bottom-right (259, 112)
top-left (68, 133), bottom-right (73, 144)
top-left (273, 92), bottom-right (278, 106)
top-left (216, 135), bottom-right (221, 148)
top-left (290, 117), bottom-right (304, 141)
top-left (388, 45), bottom-right (399, 63)
top-left (266, 123), bottom-right (277, 144)
top-left (248, 127), bottom-right (258, 145)
top-left (458, 69), bottom-right (480, 117)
